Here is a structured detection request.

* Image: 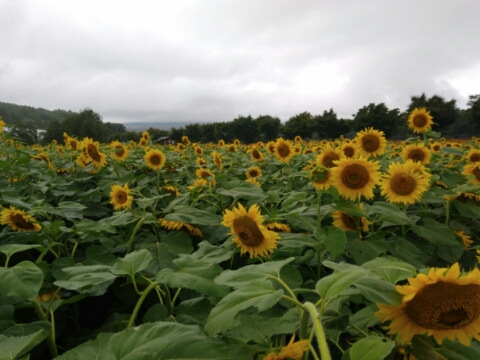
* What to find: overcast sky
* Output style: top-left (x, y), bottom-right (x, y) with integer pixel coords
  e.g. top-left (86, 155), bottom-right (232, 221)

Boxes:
top-left (1, 0), bottom-right (479, 124)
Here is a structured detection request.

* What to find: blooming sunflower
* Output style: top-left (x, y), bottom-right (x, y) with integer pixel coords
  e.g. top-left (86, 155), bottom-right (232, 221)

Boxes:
top-left (463, 163), bottom-right (480, 184)
top-left (159, 219), bottom-right (202, 236)
top-left (401, 144), bottom-right (432, 165)
top-left (266, 141), bottom-right (276, 154)
top-left (332, 203), bottom-right (370, 235)
top-left (265, 222), bottom-right (291, 233)
top-left (233, 139), bottom-right (240, 146)
top-left (142, 131), bottom-right (150, 141)
top-left (274, 138), bottom-right (294, 163)
top-left (196, 157), bottom-right (207, 166)
top-left (354, 127), bottom-right (387, 157)
top-left (379, 161), bottom-right (430, 205)
top-left (407, 108), bottom-right (434, 133)
top-left (251, 147), bottom-right (264, 162)
top-left (177, 143), bottom-right (185, 151)
top-left (195, 168), bottom-right (214, 179)
top-left (341, 143), bottom-right (357, 158)
top-left (1, 206), bottom-right (41, 232)
top-left (82, 137), bottom-right (107, 168)
top-left (182, 136), bottom-right (190, 145)
top-left (294, 135), bottom-right (302, 143)
top-left (245, 178), bottom-right (261, 186)
top-left (316, 145), bottom-right (343, 168)
top-left (194, 146), bottom-right (204, 156)
top-left (211, 151), bottom-right (223, 169)
top-left (465, 149), bottom-right (480, 163)
top-left (111, 141), bottom-right (129, 162)
top-left (375, 263), bottom-right (480, 346)
top-left (331, 157), bottom-right (380, 201)
top-left (110, 184), bottom-right (133, 210)
top-left (429, 141), bottom-right (442, 153)
top-left (144, 149), bottom-right (166, 170)
top-left (218, 139), bottom-right (225, 147)
top-left (246, 166), bottom-right (262, 179)
top-left (221, 203), bottom-right (280, 258)
top-left (310, 166), bottom-right (332, 190)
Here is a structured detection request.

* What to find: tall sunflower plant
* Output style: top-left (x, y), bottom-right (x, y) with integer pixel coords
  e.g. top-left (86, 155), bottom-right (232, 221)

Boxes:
top-left (1, 127), bottom-right (480, 359)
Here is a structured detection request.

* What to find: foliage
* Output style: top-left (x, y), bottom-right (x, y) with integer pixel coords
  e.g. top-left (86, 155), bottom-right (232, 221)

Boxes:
top-left (352, 103), bottom-right (400, 138)
top-left (407, 93), bottom-right (459, 132)
top-left (0, 101), bottom-right (75, 129)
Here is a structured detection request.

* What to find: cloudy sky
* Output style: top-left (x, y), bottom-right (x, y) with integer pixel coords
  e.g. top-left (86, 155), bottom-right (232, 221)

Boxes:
top-left (1, 0), bottom-right (479, 124)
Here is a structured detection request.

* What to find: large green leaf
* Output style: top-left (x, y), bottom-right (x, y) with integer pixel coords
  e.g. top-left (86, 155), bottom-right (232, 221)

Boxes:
top-left (354, 276), bottom-right (402, 305)
top-left (111, 249), bottom-right (152, 278)
top-left (410, 218), bottom-right (457, 245)
top-left (54, 265), bottom-right (117, 296)
top-left (361, 257), bottom-right (416, 284)
top-left (316, 226), bottom-right (347, 260)
top-left (349, 336), bottom-right (395, 360)
top-left (55, 332), bottom-right (114, 360)
top-left (367, 202), bottom-right (411, 225)
top-left (214, 258), bottom-right (294, 289)
top-left (386, 237), bottom-right (426, 269)
top-left (0, 321), bottom-right (50, 339)
top-left (0, 261), bottom-right (44, 302)
top-left (205, 280), bottom-right (283, 336)
top-left (156, 258), bottom-right (230, 298)
top-left (216, 181), bottom-right (266, 202)
top-left (0, 331), bottom-right (44, 360)
top-left (316, 269), bottom-right (368, 302)
top-left (0, 244), bottom-right (44, 258)
top-left (437, 339), bottom-right (480, 360)
top-left (347, 234), bottom-right (387, 265)
top-left (186, 241), bottom-right (235, 263)
top-left (162, 205), bottom-right (219, 226)
top-left (110, 322), bottom-right (254, 359)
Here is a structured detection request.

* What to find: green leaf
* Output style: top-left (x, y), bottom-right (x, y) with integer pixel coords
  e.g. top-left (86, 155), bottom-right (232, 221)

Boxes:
top-left (317, 227), bottom-right (347, 260)
top-left (411, 218), bottom-right (457, 245)
top-left (0, 244), bottom-right (44, 258)
top-left (349, 336), bottom-right (395, 360)
top-left (354, 276), bottom-right (402, 305)
top-left (1, 196), bottom-right (32, 210)
top-left (0, 321), bottom-right (51, 339)
top-left (367, 202), bottom-right (411, 225)
top-left (54, 265), bottom-right (117, 296)
top-left (112, 249), bottom-right (152, 278)
top-left (55, 332), bottom-right (114, 360)
top-left (163, 205), bottom-right (220, 226)
top-left (156, 258), bottom-right (230, 298)
top-left (437, 339), bottom-right (480, 360)
top-left (349, 305), bottom-right (380, 332)
top-left (110, 322), bottom-right (254, 359)
top-left (0, 331), bottom-right (44, 360)
top-left (452, 200), bottom-right (480, 219)
top-left (216, 182), bottom-right (266, 202)
top-left (347, 234), bottom-right (387, 265)
top-left (361, 257), bottom-right (416, 284)
top-left (316, 269), bottom-right (368, 302)
top-left (386, 237), bottom-right (426, 270)
top-left (49, 201), bottom-right (86, 219)
top-left (205, 280), bottom-right (283, 336)
top-left (411, 335), bottom-right (448, 360)
top-left (187, 241), bottom-right (235, 263)
top-left (332, 199), bottom-right (368, 217)
top-left (214, 258), bottom-right (294, 289)
top-left (0, 262), bottom-right (44, 301)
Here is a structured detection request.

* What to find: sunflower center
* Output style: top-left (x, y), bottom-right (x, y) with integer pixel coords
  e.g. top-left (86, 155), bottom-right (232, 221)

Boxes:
top-left (277, 144), bottom-right (290, 158)
top-left (472, 167), bottom-right (480, 181)
top-left (323, 154), bottom-right (339, 168)
top-left (70, 140), bottom-right (77, 150)
top-left (470, 153), bottom-right (480, 162)
top-left (405, 282), bottom-right (480, 330)
top-left (407, 149), bottom-right (425, 163)
top-left (343, 147), bottom-right (355, 157)
top-left (87, 144), bottom-right (102, 162)
top-left (413, 115), bottom-right (427, 127)
top-left (150, 155), bottom-right (161, 165)
top-left (252, 149), bottom-right (261, 159)
top-left (116, 191), bottom-right (127, 204)
top-left (390, 173), bottom-right (417, 196)
top-left (312, 169), bottom-right (329, 183)
top-left (249, 169), bottom-right (259, 177)
top-left (361, 134), bottom-right (380, 153)
top-left (233, 216), bottom-right (264, 247)
top-left (341, 164), bottom-right (369, 189)
top-left (341, 213), bottom-right (357, 231)
top-left (11, 214), bottom-right (35, 230)
top-left (115, 145), bottom-right (125, 157)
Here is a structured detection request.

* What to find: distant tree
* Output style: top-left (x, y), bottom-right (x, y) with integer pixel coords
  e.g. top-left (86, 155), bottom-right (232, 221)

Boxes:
top-left (170, 127), bottom-right (185, 142)
top-left (312, 109), bottom-right (351, 140)
top-left (352, 103), bottom-right (400, 138)
top-left (199, 123), bottom-right (217, 143)
top-left (283, 112), bottom-right (314, 139)
top-left (104, 122), bottom-right (127, 134)
top-left (407, 93), bottom-right (459, 132)
top-left (466, 94), bottom-right (480, 132)
top-left (228, 116), bottom-right (260, 144)
top-left (8, 120), bottom-right (38, 145)
top-left (145, 127), bottom-right (170, 142)
top-left (256, 115), bottom-right (282, 141)
top-left (114, 131), bottom-right (141, 143)
top-left (43, 120), bottom-right (64, 144)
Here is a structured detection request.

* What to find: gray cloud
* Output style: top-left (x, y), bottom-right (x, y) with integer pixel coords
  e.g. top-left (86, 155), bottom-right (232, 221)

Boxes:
top-left (1, 0), bottom-right (479, 124)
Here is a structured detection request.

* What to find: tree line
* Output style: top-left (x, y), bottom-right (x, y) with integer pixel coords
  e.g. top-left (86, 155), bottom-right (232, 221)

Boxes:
top-left (2, 93), bottom-right (480, 145)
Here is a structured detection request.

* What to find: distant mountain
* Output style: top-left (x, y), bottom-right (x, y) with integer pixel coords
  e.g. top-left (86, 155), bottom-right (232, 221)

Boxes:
top-left (122, 121), bottom-right (208, 131)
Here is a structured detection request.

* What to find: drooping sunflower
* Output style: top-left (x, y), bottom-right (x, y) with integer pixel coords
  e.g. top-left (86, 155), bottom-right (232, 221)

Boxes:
top-left (454, 230), bottom-right (473, 250)
top-left (82, 137), bottom-right (107, 168)
top-left (221, 203), bottom-right (280, 258)
top-left (375, 263), bottom-right (480, 346)
top-left (211, 151), bottom-right (223, 169)
top-left (265, 222), bottom-right (291, 233)
top-left (142, 131), bottom-right (150, 141)
top-left (110, 184), bottom-right (133, 211)
top-left (354, 127), bottom-right (387, 157)
top-left (331, 157), bottom-right (380, 201)
top-left (144, 149), bottom-right (166, 170)
top-left (196, 157), bottom-right (207, 166)
top-left (159, 219), bottom-right (202, 236)
top-left (188, 178), bottom-right (215, 191)
top-left (407, 107), bottom-right (434, 133)
top-left (465, 149), bottom-right (480, 163)
top-left (274, 138), bottom-right (294, 163)
top-left (332, 203), bottom-right (370, 235)
top-left (111, 141), bottom-right (129, 162)
top-left (401, 144), bottom-right (432, 165)
top-left (266, 141), bottom-right (276, 154)
top-left (182, 136), bottom-right (190, 145)
top-left (246, 166), bottom-right (262, 179)
top-left (263, 335), bottom-right (310, 360)
top-left (227, 144), bottom-right (237, 152)
top-left (380, 161), bottom-right (430, 205)
top-left (463, 163), bottom-right (480, 184)
top-left (316, 145), bottom-right (343, 168)
top-left (310, 165), bottom-right (332, 190)
top-left (163, 185), bottom-right (180, 196)
top-left (1, 206), bottom-right (41, 232)
top-left (251, 147), bottom-right (264, 162)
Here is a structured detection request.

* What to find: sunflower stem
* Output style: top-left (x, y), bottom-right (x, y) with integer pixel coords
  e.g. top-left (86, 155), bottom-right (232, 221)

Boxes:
top-left (304, 302), bottom-right (331, 360)
top-left (126, 217), bottom-right (145, 254)
top-left (445, 200), bottom-right (451, 226)
top-left (127, 281), bottom-right (158, 328)
top-left (316, 190), bottom-right (322, 229)
top-left (33, 300), bottom-right (58, 358)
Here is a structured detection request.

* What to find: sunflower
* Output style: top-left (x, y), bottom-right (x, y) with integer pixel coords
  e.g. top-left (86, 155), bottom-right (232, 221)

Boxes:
top-left (316, 145), bottom-right (343, 168)
top-left (245, 178), bottom-right (261, 186)
top-left (407, 108), bottom-right (434, 133)
top-left (196, 157), bottom-right (207, 166)
top-left (310, 166), bottom-right (331, 190)
top-left (188, 178), bottom-right (216, 191)
top-left (111, 141), bottom-right (129, 162)
top-left (211, 151), bottom-right (223, 169)
top-left (354, 127), bottom-right (387, 157)
top-left (163, 185), bottom-right (180, 196)
top-left (1, 206), bottom-right (41, 232)
top-left (465, 149), bottom-right (480, 163)
top-left (375, 263), bottom-right (480, 346)
top-left (463, 163), bottom-right (480, 184)
top-left (218, 139), bottom-right (225, 147)
top-left (221, 203), bottom-right (280, 258)
top-left (294, 135), bottom-right (302, 143)
top-left (274, 138), bottom-right (294, 163)
top-left (251, 147), bottom-right (264, 162)
top-left (142, 131), bottom-right (150, 141)
top-left (195, 168), bottom-right (214, 179)
top-left (227, 144), bottom-right (237, 152)
top-left (263, 335), bottom-right (310, 360)
top-left (265, 222), bottom-right (291, 233)
top-left (66, 137), bottom-right (79, 150)
top-left (82, 137), bottom-right (107, 168)
top-left (332, 203), bottom-right (370, 235)
top-left (159, 219), bottom-right (202, 236)
top-left (182, 136), bottom-right (190, 145)
top-left (454, 230), bottom-right (473, 250)
top-left (246, 166), bottom-right (262, 179)
top-left (144, 149), bottom-right (166, 170)
top-left (233, 139), bottom-right (240, 146)
top-left (266, 141), bottom-right (276, 154)
top-left (0, 118), bottom-right (5, 133)
top-left (401, 144), bottom-right (432, 165)
top-left (194, 146), bottom-right (204, 156)
top-left (177, 143), bottom-right (185, 151)
top-left (110, 184), bottom-right (133, 210)
top-left (331, 157), bottom-right (380, 201)
top-left (429, 141), bottom-right (442, 153)
top-left (380, 161), bottom-right (430, 205)
top-left (341, 143), bottom-right (357, 158)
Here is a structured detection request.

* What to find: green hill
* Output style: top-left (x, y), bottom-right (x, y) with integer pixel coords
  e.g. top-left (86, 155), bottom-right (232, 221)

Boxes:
top-left (0, 101), bottom-right (77, 129)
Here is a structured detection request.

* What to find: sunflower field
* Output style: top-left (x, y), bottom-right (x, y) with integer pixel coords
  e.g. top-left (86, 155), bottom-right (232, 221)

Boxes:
top-left (1, 109), bottom-right (480, 359)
